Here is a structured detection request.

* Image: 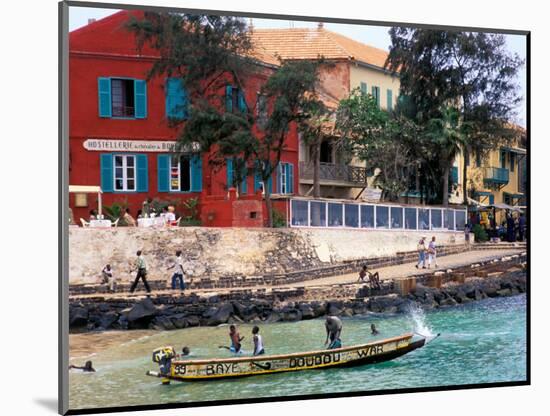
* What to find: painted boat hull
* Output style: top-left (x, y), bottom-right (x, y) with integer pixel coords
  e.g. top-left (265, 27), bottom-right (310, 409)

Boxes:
top-left (147, 333), bottom-right (426, 382)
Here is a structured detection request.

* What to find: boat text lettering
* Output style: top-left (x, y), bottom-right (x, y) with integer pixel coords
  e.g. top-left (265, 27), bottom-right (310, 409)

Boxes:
top-left (357, 345), bottom-right (384, 358)
top-left (289, 353), bottom-right (340, 369)
top-left (205, 363), bottom-right (239, 376)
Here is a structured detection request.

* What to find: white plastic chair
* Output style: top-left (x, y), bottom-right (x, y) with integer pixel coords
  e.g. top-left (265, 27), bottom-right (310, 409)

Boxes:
top-left (112, 218), bottom-right (120, 227)
top-left (80, 218), bottom-right (90, 228)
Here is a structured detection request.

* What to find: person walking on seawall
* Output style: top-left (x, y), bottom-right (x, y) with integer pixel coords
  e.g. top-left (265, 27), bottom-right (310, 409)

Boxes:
top-left (252, 326), bottom-right (265, 356)
top-left (167, 250), bottom-right (185, 295)
top-left (427, 236), bottom-right (438, 269)
top-left (325, 316), bottom-right (343, 349)
top-left (130, 250), bottom-right (151, 294)
top-left (415, 237), bottom-right (427, 269)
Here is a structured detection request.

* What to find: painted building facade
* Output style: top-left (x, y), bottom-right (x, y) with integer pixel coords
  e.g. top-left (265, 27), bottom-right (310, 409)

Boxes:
top-left (250, 26), bottom-right (400, 200)
top-left (69, 11), bottom-right (299, 226)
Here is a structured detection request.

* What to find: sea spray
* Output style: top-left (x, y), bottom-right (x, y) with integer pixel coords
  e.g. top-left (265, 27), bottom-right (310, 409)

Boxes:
top-left (407, 303), bottom-right (435, 338)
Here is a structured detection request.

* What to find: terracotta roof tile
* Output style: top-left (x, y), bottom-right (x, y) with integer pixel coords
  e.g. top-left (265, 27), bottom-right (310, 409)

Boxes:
top-left (249, 27), bottom-right (390, 70)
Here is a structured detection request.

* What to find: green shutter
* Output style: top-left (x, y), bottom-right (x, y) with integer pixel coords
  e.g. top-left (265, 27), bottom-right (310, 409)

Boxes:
top-left (100, 153), bottom-right (113, 192)
top-left (386, 89), bottom-right (393, 111)
top-left (226, 158), bottom-right (234, 188)
top-left (157, 154), bottom-right (170, 192)
top-left (237, 89), bottom-right (246, 112)
top-left (286, 163), bottom-right (294, 194)
top-left (166, 78), bottom-right (188, 120)
top-left (98, 77), bottom-right (112, 118)
top-left (190, 154), bottom-right (202, 192)
top-left (372, 86), bottom-right (380, 107)
top-left (254, 166), bottom-right (262, 192)
top-left (134, 79), bottom-right (147, 119)
top-left (360, 82), bottom-right (367, 94)
top-left (225, 85), bottom-right (233, 112)
top-left (136, 154), bottom-right (148, 192)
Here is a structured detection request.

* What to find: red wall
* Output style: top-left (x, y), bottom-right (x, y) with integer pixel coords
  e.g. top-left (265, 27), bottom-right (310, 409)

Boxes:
top-left (69, 10), bottom-right (299, 224)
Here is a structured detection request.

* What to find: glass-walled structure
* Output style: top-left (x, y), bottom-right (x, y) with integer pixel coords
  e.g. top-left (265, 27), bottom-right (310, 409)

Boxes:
top-left (290, 199), bottom-right (467, 231)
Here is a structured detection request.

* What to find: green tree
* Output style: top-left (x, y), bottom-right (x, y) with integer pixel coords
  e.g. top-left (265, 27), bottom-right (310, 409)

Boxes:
top-left (385, 29), bottom-right (524, 205)
top-left (425, 107), bottom-right (466, 206)
top-left (127, 13), bottom-right (321, 227)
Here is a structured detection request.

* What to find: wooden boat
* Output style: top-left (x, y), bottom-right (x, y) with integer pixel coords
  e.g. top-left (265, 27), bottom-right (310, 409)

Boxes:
top-left (146, 332), bottom-right (431, 382)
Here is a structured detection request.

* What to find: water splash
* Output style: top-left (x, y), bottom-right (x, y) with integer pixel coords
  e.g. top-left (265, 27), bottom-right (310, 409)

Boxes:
top-left (407, 303), bottom-right (435, 338)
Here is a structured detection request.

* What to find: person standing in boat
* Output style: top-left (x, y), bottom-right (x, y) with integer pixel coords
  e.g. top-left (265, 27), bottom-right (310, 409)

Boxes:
top-left (325, 316), bottom-right (343, 349)
top-left (252, 326), bottom-right (265, 356)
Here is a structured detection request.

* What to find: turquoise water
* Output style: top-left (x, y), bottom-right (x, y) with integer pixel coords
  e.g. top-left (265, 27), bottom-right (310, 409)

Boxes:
top-left (69, 295), bottom-right (527, 410)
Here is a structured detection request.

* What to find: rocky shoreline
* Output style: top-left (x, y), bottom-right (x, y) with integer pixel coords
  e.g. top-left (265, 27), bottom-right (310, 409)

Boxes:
top-left (69, 269), bottom-right (526, 333)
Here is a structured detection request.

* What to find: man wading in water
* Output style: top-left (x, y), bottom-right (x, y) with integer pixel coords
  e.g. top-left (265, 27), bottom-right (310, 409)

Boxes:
top-left (325, 316), bottom-right (343, 349)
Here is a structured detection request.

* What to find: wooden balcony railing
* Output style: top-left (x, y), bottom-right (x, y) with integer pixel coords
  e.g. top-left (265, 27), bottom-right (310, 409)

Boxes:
top-left (299, 162), bottom-right (368, 185)
top-left (484, 167), bottom-right (509, 185)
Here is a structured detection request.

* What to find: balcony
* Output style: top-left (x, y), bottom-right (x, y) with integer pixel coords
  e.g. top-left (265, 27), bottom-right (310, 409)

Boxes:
top-left (484, 167), bottom-right (509, 186)
top-left (299, 162), bottom-right (368, 186)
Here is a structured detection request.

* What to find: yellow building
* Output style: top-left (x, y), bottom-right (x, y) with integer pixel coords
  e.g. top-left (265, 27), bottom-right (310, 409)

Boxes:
top-left (450, 129), bottom-right (527, 222)
top-left (251, 25), bottom-right (400, 199)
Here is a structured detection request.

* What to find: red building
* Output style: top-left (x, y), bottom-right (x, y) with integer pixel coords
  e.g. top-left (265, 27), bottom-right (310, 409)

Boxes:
top-left (69, 11), bottom-right (298, 226)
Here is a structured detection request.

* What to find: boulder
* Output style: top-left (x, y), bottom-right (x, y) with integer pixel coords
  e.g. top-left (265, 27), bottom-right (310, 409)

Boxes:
top-left (69, 306), bottom-right (89, 327)
top-left (207, 302), bottom-right (234, 326)
top-left (439, 297), bottom-right (458, 307)
top-left (496, 288), bottom-right (512, 297)
top-left (127, 298), bottom-right (157, 323)
top-left (282, 308), bottom-right (302, 322)
top-left (152, 316), bottom-right (176, 330)
top-left (299, 304), bottom-right (315, 320)
top-left (327, 300), bottom-right (344, 315)
top-left (98, 311), bottom-right (118, 330)
top-left (171, 314), bottom-right (189, 329)
top-left (184, 315), bottom-right (201, 327)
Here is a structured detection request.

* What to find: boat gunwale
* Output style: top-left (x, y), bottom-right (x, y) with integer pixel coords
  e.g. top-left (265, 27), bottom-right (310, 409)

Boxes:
top-left (171, 333), bottom-right (414, 366)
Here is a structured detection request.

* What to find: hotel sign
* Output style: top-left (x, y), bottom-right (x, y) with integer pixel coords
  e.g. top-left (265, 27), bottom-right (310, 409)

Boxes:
top-left (83, 139), bottom-right (200, 153)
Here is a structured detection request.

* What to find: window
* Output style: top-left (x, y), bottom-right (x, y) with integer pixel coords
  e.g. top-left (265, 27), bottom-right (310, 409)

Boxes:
top-left (291, 200), bottom-right (308, 226)
top-left (419, 209), bottom-right (430, 230)
top-left (510, 152), bottom-right (515, 172)
top-left (114, 155), bottom-right (136, 191)
top-left (504, 193), bottom-right (512, 205)
top-left (310, 201), bottom-right (326, 227)
top-left (169, 156), bottom-right (191, 192)
top-left (166, 78), bottom-right (189, 120)
top-left (371, 86), bottom-right (380, 107)
top-left (320, 140), bottom-right (334, 164)
top-left (444, 209), bottom-right (455, 230)
top-left (278, 163), bottom-right (294, 194)
top-left (500, 150), bottom-right (507, 168)
top-left (98, 77), bottom-right (147, 119)
top-left (328, 203), bottom-right (343, 226)
top-left (476, 151), bottom-right (482, 167)
top-left (376, 206), bottom-right (389, 228)
top-left (158, 154), bottom-right (201, 193)
top-left (455, 210), bottom-right (466, 231)
top-left (226, 85), bottom-right (246, 113)
top-left (386, 89), bottom-right (393, 111)
top-left (360, 82), bottom-right (367, 94)
top-left (227, 158), bottom-right (248, 194)
top-left (391, 207), bottom-right (403, 229)
top-left (345, 204), bottom-right (359, 228)
top-left (431, 209), bottom-right (442, 229)
top-left (405, 207), bottom-right (417, 230)
top-left (360, 205), bottom-right (374, 228)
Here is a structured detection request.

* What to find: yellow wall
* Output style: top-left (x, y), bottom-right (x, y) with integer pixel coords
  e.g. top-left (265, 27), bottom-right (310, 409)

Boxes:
top-left (349, 63), bottom-right (400, 111)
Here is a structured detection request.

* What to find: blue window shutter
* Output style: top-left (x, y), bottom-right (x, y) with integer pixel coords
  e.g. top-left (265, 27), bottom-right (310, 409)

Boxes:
top-left (157, 154), bottom-right (170, 192)
top-left (166, 78), bottom-right (188, 119)
top-left (98, 77), bottom-right (112, 118)
top-left (190, 154), bottom-right (202, 192)
top-left (226, 158), bottom-right (234, 188)
top-left (136, 154), bottom-right (148, 192)
top-left (278, 163), bottom-right (284, 193)
top-left (226, 85), bottom-right (233, 112)
top-left (360, 82), bottom-right (367, 94)
top-left (134, 79), bottom-right (147, 119)
top-left (237, 90), bottom-right (246, 112)
top-left (240, 162), bottom-right (247, 194)
top-left (286, 163), bottom-right (294, 194)
top-left (100, 153), bottom-right (114, 192)
top-left (387, 89), bottom-right (393, 111)
top-left (254, 167), bottom-right (262, 192)
top-left (489, 194), bottom-right (495, 205)
top-left (270, 164), bottom-right (276, 194)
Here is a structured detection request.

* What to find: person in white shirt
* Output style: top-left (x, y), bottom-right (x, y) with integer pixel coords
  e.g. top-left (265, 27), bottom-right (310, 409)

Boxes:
top-left (427, 236), bottom-right (438, 268)
top-left (252, 326), bottom-right (265, 356)
top-left (167, 250), bottom-right (185, 293)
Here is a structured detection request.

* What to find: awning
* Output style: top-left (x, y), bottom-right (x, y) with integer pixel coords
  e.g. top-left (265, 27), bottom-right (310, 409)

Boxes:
top-left (502, 146), bottom-right (527, 155)
top-left (489, 203), bottom-right (523, 212)
top-left (69, 185), bottom-right (102, 194)
top-left (467, 197), bottom-right (488, 207)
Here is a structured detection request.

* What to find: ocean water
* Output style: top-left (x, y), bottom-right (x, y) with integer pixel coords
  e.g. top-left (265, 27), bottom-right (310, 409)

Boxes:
top-left (69, 294), bottom-right (527, 410)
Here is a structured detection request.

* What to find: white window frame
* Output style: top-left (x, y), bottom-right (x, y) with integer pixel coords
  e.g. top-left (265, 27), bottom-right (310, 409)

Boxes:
top-left (169, 156), bottom-right (192, 193)
top-left (279, 163), bottom-right (288, 194)
top-left (113, 155), bottom-right (136, 192)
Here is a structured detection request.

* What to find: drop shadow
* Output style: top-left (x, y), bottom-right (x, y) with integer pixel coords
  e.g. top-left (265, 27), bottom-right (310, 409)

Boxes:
top-left (34, 398), bottom-right (58, 413)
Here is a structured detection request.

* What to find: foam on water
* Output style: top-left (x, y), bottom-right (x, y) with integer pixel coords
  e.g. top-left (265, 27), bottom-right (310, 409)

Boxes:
top-left (408, 303), bottom-right (435, 338)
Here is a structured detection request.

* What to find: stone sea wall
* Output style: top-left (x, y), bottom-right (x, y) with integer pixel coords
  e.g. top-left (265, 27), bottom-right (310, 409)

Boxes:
top-left (69, 227), bottom-right (465, 284)
top-left (69, 269), bottom-right (526, 332)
